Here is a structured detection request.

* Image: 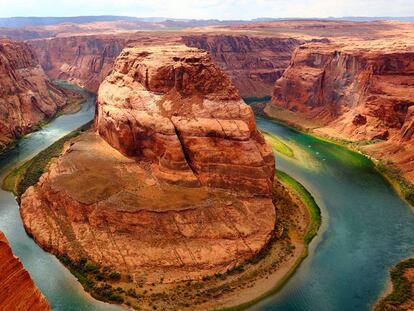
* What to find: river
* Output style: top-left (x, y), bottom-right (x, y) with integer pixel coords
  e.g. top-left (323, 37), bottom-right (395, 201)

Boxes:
top-left (251, 117), bottom-right (414, 311)
top-left (0, 92), bottom-right (413, 310)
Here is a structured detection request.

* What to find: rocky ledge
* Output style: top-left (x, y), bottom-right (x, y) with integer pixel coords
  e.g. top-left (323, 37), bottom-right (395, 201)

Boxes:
top-left (0, 231), bottom-right (50, 310)
top-left (20, 45), bottom-right (276, 284)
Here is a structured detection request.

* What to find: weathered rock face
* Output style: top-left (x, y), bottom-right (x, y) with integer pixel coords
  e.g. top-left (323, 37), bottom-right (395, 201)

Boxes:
top-left (0, 40), bottom-right (66, 150)
top-left (20, 45), bottom-right (276, 284)
top-left (29, 36), bottom-right (140, 92)
top-left (0, 231), bottom-right (50, 311)
top-left (269, 42), bottom-right (414, 182)
top-left (183, 35), bottom-right (302, 97)
top-left (96, 45), bottom-right (275, 194)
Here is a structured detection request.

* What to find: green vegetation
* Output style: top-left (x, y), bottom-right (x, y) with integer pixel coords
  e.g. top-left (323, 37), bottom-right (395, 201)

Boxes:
top-left (375, 258), bottom-right (414, 311)
top-left (262, 131), bottom-right (294, 158)
top-left (58, 255), bottom-right (125, 304)
top-left (261, 115), bottom-right (414, 208)
top-left (2, 121), bottom-right (93, 199)
top-left (377, 160), bottom-right (414, 207)
top-left (276, 170), bottom-right (321, 244)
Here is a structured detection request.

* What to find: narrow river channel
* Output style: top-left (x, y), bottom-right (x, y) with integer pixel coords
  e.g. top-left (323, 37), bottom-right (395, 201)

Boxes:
top-left (0, 91), bottom-right (413, 310)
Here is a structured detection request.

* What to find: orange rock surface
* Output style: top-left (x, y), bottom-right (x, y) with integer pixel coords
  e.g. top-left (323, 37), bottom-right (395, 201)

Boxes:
top-left (0, 231), bottom-right (50, 311)
top-left (0, 40), bottom-right (66, 150)
top-left (269, 41), bottom-right (414, 182)
top-left (20, 45), bottom-right (276, 283)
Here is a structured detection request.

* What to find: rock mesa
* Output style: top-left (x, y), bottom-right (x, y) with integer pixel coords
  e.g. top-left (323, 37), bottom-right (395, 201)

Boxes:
top-left (20, 45), bottom-right (276, 283)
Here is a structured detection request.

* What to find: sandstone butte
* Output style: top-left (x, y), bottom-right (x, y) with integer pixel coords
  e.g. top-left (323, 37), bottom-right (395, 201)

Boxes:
top-left (268, 41), bottom-right (414, 183)
top-left (20, 45), bottom-right (276, 283)
top-left (0, 231), bottom-right (50, 311)
top-left (0, 39), bottom-right (67, 151)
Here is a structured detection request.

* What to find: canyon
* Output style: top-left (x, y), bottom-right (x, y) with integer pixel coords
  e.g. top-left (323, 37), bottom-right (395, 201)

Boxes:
top-left (1, 18), bottom-right (414, 310)
top-left (267, 40), bottom-right (414, 185)
top-left (19, 45), bottom-right (276, 289)
top-left (0, 39), bottom-right (70, 151)
top-left (0, 231), bottom-right (50, 311)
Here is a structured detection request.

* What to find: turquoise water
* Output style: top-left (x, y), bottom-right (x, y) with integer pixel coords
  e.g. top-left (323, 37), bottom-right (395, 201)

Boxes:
top-left (251, 117), bottom-right (414, 311)
top-left (0, 87), bottom-right (123, 311)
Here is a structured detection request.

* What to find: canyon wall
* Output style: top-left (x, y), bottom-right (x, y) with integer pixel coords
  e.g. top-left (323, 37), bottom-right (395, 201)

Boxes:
top-left (268, 42), bottom-right (414, 182)
top-left (29, 34), bottom-right (302, 97)
top-left (20, 45), bottom-right (276, 284)
top-left (29, 36), bottom-right (136, 92)
top-left (0, 40), bottom-right (67, 151)
top-left (183, 35), bottom-right (302, 97)
top-left (0, 231), bottom-right (50, 310)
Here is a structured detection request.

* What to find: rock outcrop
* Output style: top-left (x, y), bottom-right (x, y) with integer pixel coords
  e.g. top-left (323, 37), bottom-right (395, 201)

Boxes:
top-left (0, 40), bottom-right (67, 151)
top-left (0, 231), bottom-right (50, 311)
top-left (20, 45), bottom-right (276, 284)
top-left (183, 35), bottom-right (302, 97)
top-left (95, 45), bottom-right (275, 193)
top-left (269, 42), bottom-right (414, 182)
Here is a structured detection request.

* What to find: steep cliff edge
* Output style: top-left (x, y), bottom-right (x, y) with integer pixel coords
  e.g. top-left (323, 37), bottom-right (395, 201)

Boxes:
top-left (0, 231), bottom-right (50, 311)
top-left (182, 35), bottom-right (302, 97)
top-left (268, 42), bottom-right (414, 183)
top-left (20, 45), bottom-right (276, 285)
top-left (0, 40), bottom-right (67, 151)
top-left (29, 36), bottom-right (133, 92)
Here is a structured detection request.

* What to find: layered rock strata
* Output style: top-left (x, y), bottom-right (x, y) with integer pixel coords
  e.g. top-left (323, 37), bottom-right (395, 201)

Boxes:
top-left (0, 40), bottom-right (67, 150)
top-left (30, 33), bottom-right (302, 97)
top-left (183, 35), bottom-right (302, 97)
top-left (0, 231), bottom-right (50, 311)
top-left (20, 45), bottom-right (276, 283)
top-left (269, 42), bottom-right (414, 182)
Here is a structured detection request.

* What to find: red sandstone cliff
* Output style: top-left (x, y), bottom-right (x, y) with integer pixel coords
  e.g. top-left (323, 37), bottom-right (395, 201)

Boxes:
top-left (20, 45), bottom-right (276, 284)
top-left (29, 36), bottom-right (132, 92)
top-left (268, 42), bottom-right (414, 182)
top-left (0, 40), bottom-right (67, 151)
top-left (182, 35), bottom-right (302, 97)
top-left (0, 231), bottom-right (50, 311)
